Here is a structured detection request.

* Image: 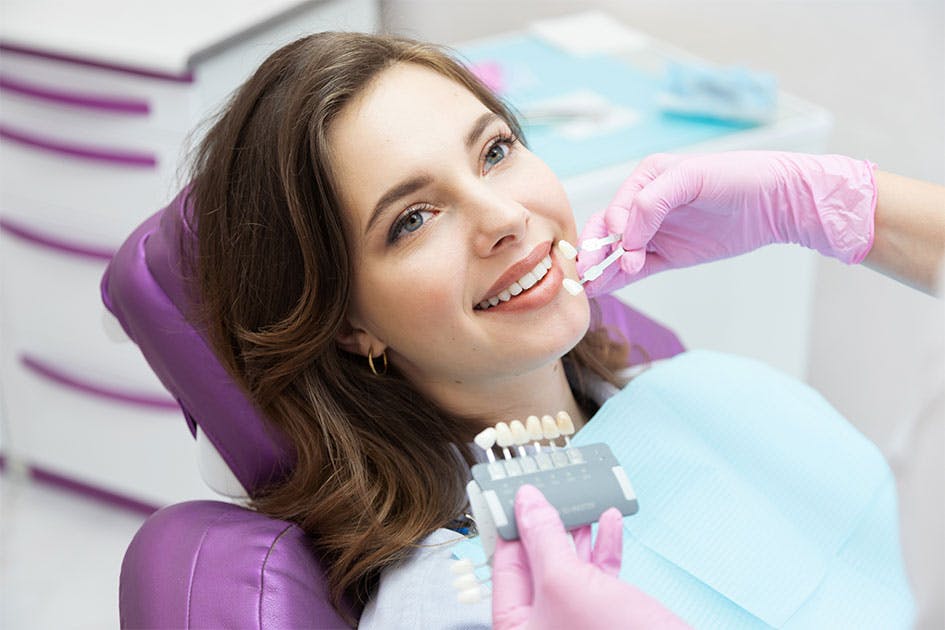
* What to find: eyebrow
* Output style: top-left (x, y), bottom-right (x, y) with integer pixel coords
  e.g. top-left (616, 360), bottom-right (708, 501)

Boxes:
top-left (365, 111), bottom-right (501, 235)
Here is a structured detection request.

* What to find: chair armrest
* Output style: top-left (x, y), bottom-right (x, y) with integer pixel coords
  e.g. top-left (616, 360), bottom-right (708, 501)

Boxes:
top-left (120, 501), bottom-right (351, 629)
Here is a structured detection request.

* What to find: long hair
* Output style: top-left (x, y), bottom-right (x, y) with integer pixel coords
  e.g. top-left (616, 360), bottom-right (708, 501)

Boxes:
top-left (185, 31), bottom-right (630, 625)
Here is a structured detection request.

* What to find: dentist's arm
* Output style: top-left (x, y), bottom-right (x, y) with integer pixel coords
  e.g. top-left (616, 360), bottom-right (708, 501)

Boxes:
top-left (578, 152), bottom-right (945, 296)
top-left (865, 170), bottom-right (945, 293)
top-left (491, 485), bottom-right (690, 630)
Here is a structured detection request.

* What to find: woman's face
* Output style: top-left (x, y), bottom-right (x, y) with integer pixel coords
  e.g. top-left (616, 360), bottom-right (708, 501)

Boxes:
top-left (331, 62), bottom-right (590, 397)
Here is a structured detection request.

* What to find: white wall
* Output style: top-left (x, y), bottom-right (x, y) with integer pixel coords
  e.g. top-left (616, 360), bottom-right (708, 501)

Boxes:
top-left (382, 1), bottom-right (944, 625)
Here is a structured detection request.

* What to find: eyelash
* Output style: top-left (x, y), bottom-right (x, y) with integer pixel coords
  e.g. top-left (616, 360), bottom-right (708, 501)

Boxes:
top-left (386, 131), bottom-right (519, 245)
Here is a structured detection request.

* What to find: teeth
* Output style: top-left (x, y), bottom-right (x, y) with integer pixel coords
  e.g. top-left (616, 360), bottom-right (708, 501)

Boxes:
top-left (557, 240), bottom-right (578, 260)
top-left (541, 415), bottom-right (560, 440)
top-left (526, 415), bottom-right (543, 440)
top-left (562, 278), bottom-right (584, 296)
top-left (518, 271), bottom-right (538, 290)
top-left (509, 420), bottom-right (529, 445)
top-left (476, 254), bottom-right (554, 310)
top-left (555, 411), bottom-right (575, 435)
top-left (474, 427), bottom-right (497, 451)
top-left (495, 421), bottom-right (514, 448)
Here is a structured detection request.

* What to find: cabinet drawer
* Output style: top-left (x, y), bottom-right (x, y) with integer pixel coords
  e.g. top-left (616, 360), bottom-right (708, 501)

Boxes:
top-left (0, 74), bottom-right (191, 159)
top-left (0, 46), bottom-right (195, 135)
top-left (0, 226), bottom-right (171, 396)
top-left (0, 136), bottom-right (180, 246)
top-left (0, 358), bottom-right (216, 507)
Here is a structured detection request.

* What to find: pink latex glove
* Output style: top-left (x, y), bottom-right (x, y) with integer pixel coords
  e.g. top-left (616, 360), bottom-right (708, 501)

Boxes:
top-left (576, 151), bottom-right (878, 296)
top-left (491, 484), bottom-right (690, 630)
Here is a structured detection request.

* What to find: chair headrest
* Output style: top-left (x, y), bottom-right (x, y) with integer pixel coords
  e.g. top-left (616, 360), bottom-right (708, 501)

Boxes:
top-left (101, 188), bottom-right (292, 496)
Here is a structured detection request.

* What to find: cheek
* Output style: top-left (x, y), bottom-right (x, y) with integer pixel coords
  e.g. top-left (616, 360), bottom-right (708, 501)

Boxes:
top-left (357, 250), bottom-right (465, 339)
top-left (515, 155), bottom-right (576, 233)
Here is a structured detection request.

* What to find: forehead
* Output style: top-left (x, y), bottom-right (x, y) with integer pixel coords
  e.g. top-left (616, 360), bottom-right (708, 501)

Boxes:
top-left (329, 63), bottom-right (491, 219)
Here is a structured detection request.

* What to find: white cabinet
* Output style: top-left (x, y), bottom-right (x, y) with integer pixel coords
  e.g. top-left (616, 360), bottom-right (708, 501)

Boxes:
top-left (0, 0), bottom-right (379, 509)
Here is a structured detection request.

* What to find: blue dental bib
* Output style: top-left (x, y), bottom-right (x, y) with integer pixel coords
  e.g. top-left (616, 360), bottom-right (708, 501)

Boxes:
top-left (457, 350), bottom-right (914, 628)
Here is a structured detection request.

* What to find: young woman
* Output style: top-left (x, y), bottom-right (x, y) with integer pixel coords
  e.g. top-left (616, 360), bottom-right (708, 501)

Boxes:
top-left (186, 31), bottom-right (630, 626)
top-left (185, 31), bottom-right (917, 628)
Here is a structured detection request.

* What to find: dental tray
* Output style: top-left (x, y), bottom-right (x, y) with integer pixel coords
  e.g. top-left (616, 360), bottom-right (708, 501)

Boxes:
top-left (466, 442), bottom-right (638, 557)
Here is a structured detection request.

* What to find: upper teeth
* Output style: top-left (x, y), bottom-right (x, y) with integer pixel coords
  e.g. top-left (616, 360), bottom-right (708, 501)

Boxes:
top-left (477, 255), bottom-right (552, 310)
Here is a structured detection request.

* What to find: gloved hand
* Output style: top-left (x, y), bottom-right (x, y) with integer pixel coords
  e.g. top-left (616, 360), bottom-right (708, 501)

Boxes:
top-left (577, 151), bottom-right (878, 296)
top-left (491, 484), bottom-right (690, 630)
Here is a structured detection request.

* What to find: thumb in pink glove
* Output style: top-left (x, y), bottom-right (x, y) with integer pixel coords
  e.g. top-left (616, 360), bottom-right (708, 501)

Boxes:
top-left (491, 484), bottom-right (690, 630)
top-left (576, 151), bottom-right (878, 297)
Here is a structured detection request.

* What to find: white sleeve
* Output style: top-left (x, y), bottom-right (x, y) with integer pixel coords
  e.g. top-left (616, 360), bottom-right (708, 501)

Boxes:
top-left (358, 529), bottom-right (492, 630)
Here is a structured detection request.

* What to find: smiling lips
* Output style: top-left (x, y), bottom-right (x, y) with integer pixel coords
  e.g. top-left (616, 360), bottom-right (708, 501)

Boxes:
top-left (475, 254), bottom-right (553, 310)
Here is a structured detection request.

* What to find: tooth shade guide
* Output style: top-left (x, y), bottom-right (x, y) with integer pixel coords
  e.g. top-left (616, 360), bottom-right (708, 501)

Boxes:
top-left (557, 239), bottom-right (578, 260)
top-left (556, 411), bottom-right (575, 447)
top-left (581, 233), bottom-right (620, 252)
top-left (474, 426), bottom-right (498, 463)
top-left (525, 414), bottom-right (544, 454)
top-left (495, 421), bottom-right (514, 459)
top-left (452, 573), bottom-right (478, 590)
top-left (562, 277), bottom-right (584, 295)
top-left (457, 586), bottom-right (488, 604)
top-left (584, 247), bottom-right (624, 281)
top-left (540, 414), bottom-right (560, 449)
top-left (510, 419), bottom-right (530, 457)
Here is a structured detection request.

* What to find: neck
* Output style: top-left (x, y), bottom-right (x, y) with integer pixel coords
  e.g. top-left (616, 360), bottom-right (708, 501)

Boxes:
top-left (414, 358), bottom-right (589, 439)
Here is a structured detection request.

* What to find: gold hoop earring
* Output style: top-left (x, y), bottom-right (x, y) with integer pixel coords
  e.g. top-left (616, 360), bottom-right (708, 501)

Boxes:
top-left (367, 349), bottom-right (388, 376)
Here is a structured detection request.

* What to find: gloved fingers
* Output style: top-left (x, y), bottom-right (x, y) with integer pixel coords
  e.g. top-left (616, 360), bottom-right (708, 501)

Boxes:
top-left (632, 250), bottom-right (674, 281)
top-left (606, 153), bottom-right (681, 221)
top-left (572, 525), bottom-right (592, 563)
top-left (617, 248), bottom-right (646, 276)
top-left (603, 202), bottom-right (632, 235)
top-left (591, 507), bottom-right (624, 577)
top-left (513, 485), bottom-right (577, 576)
top-left (576, 211), bottom-right (610, 276)
top-left (491, 536), bottom-right (535, 629)
top-left (621, 162), bottom-right (702, 252)
top-left (606, 153), bottom-right (684, 239)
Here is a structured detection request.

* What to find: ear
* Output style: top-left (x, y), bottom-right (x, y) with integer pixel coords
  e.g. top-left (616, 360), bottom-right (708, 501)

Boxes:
top-left (335, 317), bottom-right (386, 358)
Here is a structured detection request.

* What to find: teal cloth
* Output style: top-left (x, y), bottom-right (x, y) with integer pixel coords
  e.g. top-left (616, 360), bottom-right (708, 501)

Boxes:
top-left (457, 36), bottom-right (756, 179)
top-left (455, 350), bottom-right (914, 628)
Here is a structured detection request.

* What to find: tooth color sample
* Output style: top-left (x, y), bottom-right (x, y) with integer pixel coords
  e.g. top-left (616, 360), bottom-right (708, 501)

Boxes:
top-left (562, 278), bottom-right (584, 295)
top-left (557, 239), bottom-right (578, 260)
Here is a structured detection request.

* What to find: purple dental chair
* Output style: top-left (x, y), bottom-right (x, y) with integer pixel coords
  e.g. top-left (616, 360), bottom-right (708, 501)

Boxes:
top-left (102, 188), bottom-right (685, 629)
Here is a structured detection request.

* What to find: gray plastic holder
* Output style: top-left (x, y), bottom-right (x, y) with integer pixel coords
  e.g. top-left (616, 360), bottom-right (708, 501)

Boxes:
top-left (466, 442), bottom-right (638, 558)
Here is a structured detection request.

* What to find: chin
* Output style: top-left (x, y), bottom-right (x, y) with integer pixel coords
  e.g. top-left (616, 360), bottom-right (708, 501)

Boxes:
top-left (546, 293), bottom-right (593, 358)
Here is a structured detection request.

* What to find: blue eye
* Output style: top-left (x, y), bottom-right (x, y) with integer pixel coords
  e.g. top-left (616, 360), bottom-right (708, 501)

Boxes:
top-left (483, 139), bottom-right (511, 172)
top-left (389, 206), bottom-right (436, 244)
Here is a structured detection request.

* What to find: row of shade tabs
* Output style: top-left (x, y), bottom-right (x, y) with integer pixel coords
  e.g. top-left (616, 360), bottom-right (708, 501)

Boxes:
top-left (474, 411), bottom-right (577, 462)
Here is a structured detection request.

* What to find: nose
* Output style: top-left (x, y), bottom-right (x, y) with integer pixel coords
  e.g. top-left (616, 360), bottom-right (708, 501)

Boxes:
top-left (467, 186), bottom-right (529, 257)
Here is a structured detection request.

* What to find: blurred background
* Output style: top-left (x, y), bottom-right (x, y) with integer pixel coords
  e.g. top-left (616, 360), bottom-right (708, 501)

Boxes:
top-left (1, 1), bottom-right (942, 627)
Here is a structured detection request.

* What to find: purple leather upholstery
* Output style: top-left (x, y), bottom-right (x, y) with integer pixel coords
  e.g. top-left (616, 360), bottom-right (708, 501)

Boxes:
top-left (103, 190), bottom-right (684, 629)
top-left (102, 189), bottom-right (292, 495)
top-left (120, 501), bottom-right (349, 629)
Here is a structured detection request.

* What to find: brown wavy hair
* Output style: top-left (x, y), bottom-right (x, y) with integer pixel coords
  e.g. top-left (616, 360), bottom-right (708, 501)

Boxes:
top-left (185, 31), bottom-right (629, 625)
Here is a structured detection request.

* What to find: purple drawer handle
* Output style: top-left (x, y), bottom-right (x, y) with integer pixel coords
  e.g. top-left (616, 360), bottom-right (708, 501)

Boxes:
top-left (0, 124), bottom-right (157, 167)
top-left (0, 42), bottom-right (194, 84)
top-left (0, 75), bottom-right (150, 115)
top-left (20, 354), bottom-right (179, 411)
top-left (0, 217), bottom-right (115, 261)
